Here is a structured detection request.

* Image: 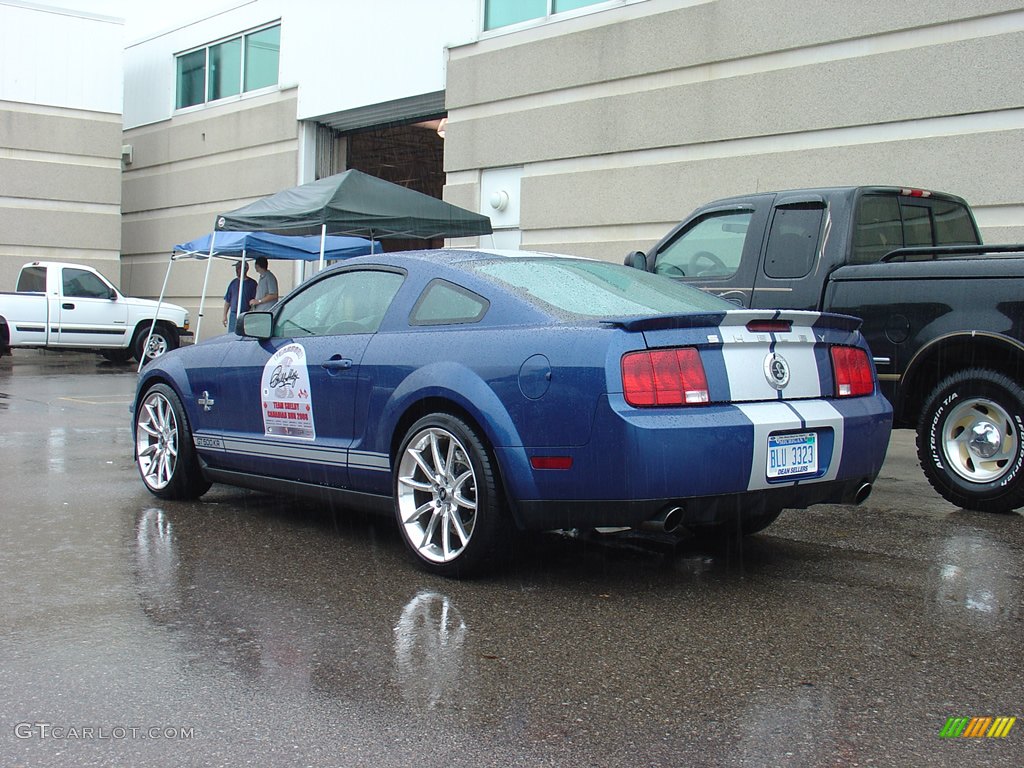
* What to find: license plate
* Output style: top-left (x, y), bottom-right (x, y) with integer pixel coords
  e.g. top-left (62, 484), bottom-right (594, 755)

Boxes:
top-left (767, 432), bottom-right (817, 479)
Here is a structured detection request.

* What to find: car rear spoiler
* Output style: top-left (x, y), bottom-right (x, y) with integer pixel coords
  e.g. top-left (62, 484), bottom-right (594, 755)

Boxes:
top-left (601, 310), bottom-right (861, 334)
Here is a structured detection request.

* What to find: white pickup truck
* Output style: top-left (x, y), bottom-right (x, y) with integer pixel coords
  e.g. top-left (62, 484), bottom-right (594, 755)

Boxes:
top-left (0, 261), bottom-right (191, 363)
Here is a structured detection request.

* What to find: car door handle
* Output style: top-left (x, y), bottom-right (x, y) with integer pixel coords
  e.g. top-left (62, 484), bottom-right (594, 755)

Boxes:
top-left (321, 357), bottom-right (353, 372)
top-left (62, 303), bottom-right (75, 310)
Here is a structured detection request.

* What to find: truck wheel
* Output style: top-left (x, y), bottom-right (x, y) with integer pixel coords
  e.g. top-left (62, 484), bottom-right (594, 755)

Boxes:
top-left (135, 383), bottom-right (210, 499)
top-left (134, 324), bottom-right (178, 364)
top-left (917, 369), bottom-right (1024, 512)
top-left (394, 414), bottom-right (512, 577)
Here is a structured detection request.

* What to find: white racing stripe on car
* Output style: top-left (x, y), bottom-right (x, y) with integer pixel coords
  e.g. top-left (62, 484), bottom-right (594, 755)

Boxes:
top-left (737, 400), bottom-right (845, 491)
top-left (193, 433), bottom-right (389, 472)
top-left (348, 450), bottom-right (391, 472)
top-left (720, 334), bottom-right (824, 402)
top-left (221, 435), bottom-right (347, 466)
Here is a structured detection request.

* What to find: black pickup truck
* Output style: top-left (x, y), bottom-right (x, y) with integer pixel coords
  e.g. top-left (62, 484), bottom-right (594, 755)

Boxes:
top-left (625, 186), bottom-right (1024, 513)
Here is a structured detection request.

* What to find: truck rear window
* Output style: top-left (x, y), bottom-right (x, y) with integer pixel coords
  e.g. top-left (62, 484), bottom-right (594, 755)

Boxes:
top-left (852, 194), bottom-right (978, 263)
top-left (16, 267), bottom-right (46, 293)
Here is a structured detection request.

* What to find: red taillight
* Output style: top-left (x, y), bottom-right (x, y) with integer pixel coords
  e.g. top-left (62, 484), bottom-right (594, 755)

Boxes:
top-left (621, 348), bottom-right (709, 407)
top-left (830, 346), bottom-right (874, 397)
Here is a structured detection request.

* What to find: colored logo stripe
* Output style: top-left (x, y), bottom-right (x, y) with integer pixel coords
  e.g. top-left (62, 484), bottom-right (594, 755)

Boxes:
top-left (940, 716), bottom-right (1015, 738)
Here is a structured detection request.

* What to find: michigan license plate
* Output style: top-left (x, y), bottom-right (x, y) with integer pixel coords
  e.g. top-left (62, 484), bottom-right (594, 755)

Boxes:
top-left (767, 433), bottom-right (817, 479)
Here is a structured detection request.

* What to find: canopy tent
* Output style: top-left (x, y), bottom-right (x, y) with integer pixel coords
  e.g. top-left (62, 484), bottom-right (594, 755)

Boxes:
top-left (173, 231), bottom-right (377, 261)
top-left (215, 169), bottom-right (493, 241)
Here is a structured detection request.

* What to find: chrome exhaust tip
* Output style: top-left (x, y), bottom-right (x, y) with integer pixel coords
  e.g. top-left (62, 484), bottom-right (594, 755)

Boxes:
top-left (854, 482), bottom-right (873, 505)
top-left (641, 506), bottom-right (685, 534)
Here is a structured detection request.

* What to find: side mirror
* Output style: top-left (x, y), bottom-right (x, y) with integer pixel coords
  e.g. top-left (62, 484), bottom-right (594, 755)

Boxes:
top-left (239, 311), bottom-right (273, 339)
top-left (624, 251), bottom-right (648, 271)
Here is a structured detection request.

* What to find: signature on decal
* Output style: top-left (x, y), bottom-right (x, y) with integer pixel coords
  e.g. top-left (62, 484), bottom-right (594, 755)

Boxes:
top-left (268, 365), bottom-right (300, 389)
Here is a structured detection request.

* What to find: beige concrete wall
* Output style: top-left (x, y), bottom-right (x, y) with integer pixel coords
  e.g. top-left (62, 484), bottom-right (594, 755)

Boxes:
top-left (0, 100), bottom-right (122, 289)
top-left (120, 89), bottom-right (301, 329)
top-left (445, 0), bottom-right (1024, 260)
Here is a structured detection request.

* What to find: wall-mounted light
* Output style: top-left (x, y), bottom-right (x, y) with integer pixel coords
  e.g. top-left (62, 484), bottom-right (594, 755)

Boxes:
top-left (489, 190), bottom-right (509, 212)
top-left (121, 144), bottom-right (134, 166)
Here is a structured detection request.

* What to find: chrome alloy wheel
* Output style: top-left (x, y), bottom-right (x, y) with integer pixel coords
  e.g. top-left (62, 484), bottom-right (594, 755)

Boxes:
top-left (135, 390), bottom-right (179, 491)
top-left (396, 427), bottom-right (478, 564)
top-left (941, 396), bottom-right (1018, 484)
top-left (144, 333), bottom-right (169, 360)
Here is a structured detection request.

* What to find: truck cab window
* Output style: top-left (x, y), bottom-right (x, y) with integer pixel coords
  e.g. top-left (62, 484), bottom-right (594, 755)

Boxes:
top-left (899, 198), bottom-right (978, 256)
top-left (654, 211), bottom-right (751, 279)
top-left (853, 195), bottom-right (902, 264)
top-left (901, 204), bottom-right (933, 248)
top-left (16, 267), bottom-right (46, 293)
top-left (62, 268), bottom-right (113, 299)
top-left (929, 199), bottom-right (977, 244)
top-left (764, 204), bottom-right (823, 279)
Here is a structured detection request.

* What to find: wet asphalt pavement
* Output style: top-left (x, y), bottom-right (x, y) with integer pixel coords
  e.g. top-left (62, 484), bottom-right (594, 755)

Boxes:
top-left (1, 350), bottom-right (1022, 767)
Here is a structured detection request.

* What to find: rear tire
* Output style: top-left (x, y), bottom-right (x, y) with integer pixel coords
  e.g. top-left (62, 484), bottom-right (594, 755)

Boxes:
top-left (394, 414), bottom-right (511, 577)
top-left (917, 368), bottom-right (1024, 512)
top-left (135, 383), bottom-right (210, 500)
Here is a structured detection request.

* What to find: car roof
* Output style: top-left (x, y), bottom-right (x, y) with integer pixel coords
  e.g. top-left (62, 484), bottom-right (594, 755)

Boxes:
top-left (326, 248), bottom-right (588, 271)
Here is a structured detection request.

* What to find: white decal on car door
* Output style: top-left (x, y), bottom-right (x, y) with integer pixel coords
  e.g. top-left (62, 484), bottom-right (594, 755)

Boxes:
top-left (261, 342), bottom-right (316, 439)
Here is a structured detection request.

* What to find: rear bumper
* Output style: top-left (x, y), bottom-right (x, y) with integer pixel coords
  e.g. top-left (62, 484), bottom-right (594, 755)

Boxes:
top-left (513, 476), bottom-right (874, 531)
top-left (496, 394), bottom-right (892, 532)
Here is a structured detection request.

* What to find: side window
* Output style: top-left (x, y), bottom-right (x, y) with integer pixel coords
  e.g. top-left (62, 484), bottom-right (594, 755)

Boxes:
top-left (654, 211), bottom-right (752, 279)
top-left (16, 267), bottom-right (46, 293)
top-left (410, 280), bottom-right (489, 326)
top-left (763, 204), bottom-right (823, 279)
top-left (62, 268), bottom-right (112, 299)
top-left (274, 270), bottom-right (404, 337)
top-left (853, 195), bottom-right (903, 264)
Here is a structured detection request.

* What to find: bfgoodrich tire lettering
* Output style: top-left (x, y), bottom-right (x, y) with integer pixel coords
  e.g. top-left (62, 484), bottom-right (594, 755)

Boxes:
top-left (135, 383), bottom-right (210, 500)
top-left (917, 368), bottom-right (1024, 512)
top-left (394, 414), bottom-right (511, 577)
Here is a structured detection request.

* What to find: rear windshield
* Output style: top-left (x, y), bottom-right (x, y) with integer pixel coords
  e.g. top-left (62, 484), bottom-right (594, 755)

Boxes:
top-left (16, 267), bottom-right (46, 293)
top-left (473, 258), bottom-right (732, 318)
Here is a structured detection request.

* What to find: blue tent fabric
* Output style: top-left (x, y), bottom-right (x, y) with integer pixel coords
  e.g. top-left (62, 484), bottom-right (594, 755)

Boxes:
top-left (173, 231), bottom-right (377, 261)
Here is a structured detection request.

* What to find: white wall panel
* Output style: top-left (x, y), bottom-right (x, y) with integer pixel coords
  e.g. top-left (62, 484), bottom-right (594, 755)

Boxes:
top-left (0, 3), bottom-right (122, 113)
top-left (123, 0), bottom-right (479, 129)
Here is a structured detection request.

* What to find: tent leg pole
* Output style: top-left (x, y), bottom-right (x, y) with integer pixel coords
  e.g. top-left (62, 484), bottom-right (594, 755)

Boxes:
top-left (137, 253), bottom-right (176, 372)
top-left (319, 224), bottom-right (326, 271)
top-left (196, 232), bottom-right (217, 343)
top-left (236, 249), bottom-right (247, 329)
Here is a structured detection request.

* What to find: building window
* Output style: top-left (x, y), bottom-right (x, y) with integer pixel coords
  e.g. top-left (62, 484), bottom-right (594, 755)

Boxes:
top-left (484, 0), bottom-right (607, 30)
top-left (175, 23), bottom-right (280, 110)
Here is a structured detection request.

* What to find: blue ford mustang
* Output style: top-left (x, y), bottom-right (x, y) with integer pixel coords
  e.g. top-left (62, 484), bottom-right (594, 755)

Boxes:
top-left (133, 250), bottom-right (892, 576)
